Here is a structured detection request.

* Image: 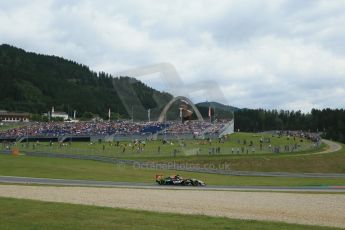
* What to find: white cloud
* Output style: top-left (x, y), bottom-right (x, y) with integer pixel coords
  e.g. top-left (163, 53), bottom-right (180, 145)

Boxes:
top-left (0, 0), bottom-right (345, 112)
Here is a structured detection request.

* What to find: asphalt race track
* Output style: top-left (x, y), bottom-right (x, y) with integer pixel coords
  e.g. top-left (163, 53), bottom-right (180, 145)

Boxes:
top-left (1, 175), bottom-right (344, 192)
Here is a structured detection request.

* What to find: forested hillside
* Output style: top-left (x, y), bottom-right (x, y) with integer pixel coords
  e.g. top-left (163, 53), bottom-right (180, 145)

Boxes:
top-left (0, 44), bottom-right (172, 120)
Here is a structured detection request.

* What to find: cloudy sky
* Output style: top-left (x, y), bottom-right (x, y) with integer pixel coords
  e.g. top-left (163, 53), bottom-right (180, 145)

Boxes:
top-left (1, 0), bottom-right (345, 111)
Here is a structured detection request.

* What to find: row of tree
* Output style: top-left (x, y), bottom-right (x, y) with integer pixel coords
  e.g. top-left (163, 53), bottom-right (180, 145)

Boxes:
top-left (233, 109), bottom-right (345, 143)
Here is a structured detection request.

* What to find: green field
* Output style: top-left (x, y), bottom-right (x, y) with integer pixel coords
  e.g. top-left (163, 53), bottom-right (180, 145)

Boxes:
top-left (9, 133), bottom-right (320, 159)
top-left (1, 154), bottom-right (344, 186)
top-left (0, 197), bottom-right (340, 230)
top-left (4, 132), bottom-right (345, 173)
top-left (5, 132), bottom-right (335, 172)
top-left (150, 144), bottom-right (345, 173)
top-left (1, 132), bottom-right (344, 186)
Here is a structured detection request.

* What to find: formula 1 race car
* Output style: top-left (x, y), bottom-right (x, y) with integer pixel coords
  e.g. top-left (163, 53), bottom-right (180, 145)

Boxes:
top-left (156, 174), bottom-right (206, 186)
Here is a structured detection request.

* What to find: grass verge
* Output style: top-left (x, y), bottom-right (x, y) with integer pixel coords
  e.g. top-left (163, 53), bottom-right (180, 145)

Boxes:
top-left (0, 154), bottom-right (344, 186)
top-left (147, 144), bottom-right (345, 173)
top-left (0, 197), bottom-right (340, 230)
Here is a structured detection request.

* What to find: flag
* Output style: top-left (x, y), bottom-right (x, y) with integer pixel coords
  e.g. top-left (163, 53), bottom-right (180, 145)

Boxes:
top-left (108, 108), bottom-right (111, 120)
top-left (148, 109), bottom-right (151, 122)
top-left (208, 106), bottom-right (212, 123)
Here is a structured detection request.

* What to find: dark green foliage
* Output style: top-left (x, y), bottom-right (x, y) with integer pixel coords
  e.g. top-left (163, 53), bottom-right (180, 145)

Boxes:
top-left (30, 114), bottom-right (49, 122)
top-left (0, 44), bottom-right (173, 120)
top-left (234, 108), bottom-right (345, 143)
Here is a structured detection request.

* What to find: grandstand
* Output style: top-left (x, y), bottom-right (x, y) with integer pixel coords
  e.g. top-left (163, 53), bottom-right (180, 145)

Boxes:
top-left (0, 96), bottom-right (234, 142)
top-left (0, 120), bottom-right (231, 142)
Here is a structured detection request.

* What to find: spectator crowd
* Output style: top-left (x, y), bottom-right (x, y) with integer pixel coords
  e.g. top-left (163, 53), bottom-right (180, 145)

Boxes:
top-left (0, 120), bottom-right (229, 138)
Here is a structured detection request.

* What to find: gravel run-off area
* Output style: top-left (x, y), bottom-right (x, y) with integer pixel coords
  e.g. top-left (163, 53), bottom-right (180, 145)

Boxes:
top-left (0, 185), bottom-right (344, 228)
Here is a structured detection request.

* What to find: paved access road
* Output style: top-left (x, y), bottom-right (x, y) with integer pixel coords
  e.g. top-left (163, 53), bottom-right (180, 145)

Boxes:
top-left (320, 139), bottom-right (342, 153)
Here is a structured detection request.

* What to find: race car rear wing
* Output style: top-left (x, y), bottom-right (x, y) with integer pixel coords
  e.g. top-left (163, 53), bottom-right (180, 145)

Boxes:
top-left (155, 174), bottom-right (163, 182)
